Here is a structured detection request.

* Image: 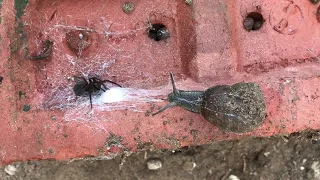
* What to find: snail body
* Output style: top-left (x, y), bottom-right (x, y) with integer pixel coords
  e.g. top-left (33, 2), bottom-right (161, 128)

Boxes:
top-left (153, 73), bottom-right (266, 133)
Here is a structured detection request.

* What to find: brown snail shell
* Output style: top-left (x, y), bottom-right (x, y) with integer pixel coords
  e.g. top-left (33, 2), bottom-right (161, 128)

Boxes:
top-left (201, 83), bottom-right (266, 133)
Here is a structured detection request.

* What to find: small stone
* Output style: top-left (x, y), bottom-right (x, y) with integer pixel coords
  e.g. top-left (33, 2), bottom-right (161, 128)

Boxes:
top-left (300, 166), bottom-right (305, 170)
top-left (147, 158), bottom-right (162, 170)
top-left (311, 161), bottom-right (320, 178)
top-left (78, 33), bottom-right (84, 40)
top-left (185, 0), bottom-right (193, 5)
top-left (156, 27), bottom-right (170, 41)
top-left (264, 152), bottom-right (271, 157)
top-left (243, 17), bottom-right (254, 31)
top-left (228, 175), bottom-right (240, 180)
top-left (303, 159), bottom-right (307, 164)
top-left (4, 165), bottom-right (17, 176)
top-left (48, 148), bottom-right (55, 154)
top-left (122, 2), bottom-right (135, 14)
top-left (183, 161), bottom-right (196, 171)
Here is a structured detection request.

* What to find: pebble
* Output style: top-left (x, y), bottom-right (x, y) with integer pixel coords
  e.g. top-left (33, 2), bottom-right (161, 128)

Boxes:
top-left (183, 161), bottom-right (196, 171)
top-left (4, 165), bottom-right (17, 176)
top-left (264, 152), bottom-right (270, 157)
top-left (147, 159), bottom-right (162, 170)
top-left (185, 0), bottom-right (193, 5)
top-left (228, 175), bottom-right (240, 180)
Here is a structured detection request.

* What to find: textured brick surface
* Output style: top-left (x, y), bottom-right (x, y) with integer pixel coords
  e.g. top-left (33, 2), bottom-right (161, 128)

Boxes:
top-left (0, 0), bottom-right (320, 165)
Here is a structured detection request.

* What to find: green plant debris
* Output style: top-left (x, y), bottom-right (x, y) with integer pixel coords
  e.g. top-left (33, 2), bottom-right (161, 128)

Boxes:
top-left (14, 0), bottom-right (28, 19)
top-left (15, 21), bottom-right (27, 39)
top-left (10, 22), bottom-right (27, 55)
top-left (18, 91), bottom-right (26, 100)
top-left (0, 1), bottom-right (2, 24)
top-left (13, 2), bottom-right (28, 56)
top-left (97, 148), bottom-right (105, 156)
top-left (51, 116), bottom-right (56, 121)
top-left (25, 79), bottom-right (30, 89)
top-left (23, 104), bottom-right (30, 112)
top-left (105, 133), bottom-right (124, 149)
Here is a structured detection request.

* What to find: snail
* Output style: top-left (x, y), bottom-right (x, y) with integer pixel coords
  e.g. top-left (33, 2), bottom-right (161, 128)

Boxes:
top-left (152, 73), bottom-right (266, 133)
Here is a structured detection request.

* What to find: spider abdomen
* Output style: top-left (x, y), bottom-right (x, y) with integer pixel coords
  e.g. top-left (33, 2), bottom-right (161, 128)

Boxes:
top-left (73, 81), bottom-right (91, 96)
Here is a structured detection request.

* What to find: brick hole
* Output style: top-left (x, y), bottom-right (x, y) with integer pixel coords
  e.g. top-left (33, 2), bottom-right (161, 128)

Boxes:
top-left (316, 6), bottom-right (320, 23)
top-left (243, 12), bottom-right (264, 31)
top-left (148, 23), bottom-right (170, 41)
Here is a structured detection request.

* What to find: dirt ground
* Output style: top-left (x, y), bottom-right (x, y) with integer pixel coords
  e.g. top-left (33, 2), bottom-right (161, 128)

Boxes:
top-left (0, 130), bottom-right (320, 180)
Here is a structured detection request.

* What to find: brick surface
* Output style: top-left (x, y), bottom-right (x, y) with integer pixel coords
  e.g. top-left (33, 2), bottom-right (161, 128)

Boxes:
top-left (0, 0), bottom-right (320, 165)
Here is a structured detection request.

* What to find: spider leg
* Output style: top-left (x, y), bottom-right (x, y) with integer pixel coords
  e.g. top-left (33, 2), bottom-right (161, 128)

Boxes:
top-left (94, 83), bottom-right (109, 92)
top-left (74, 76), bottom-right (89, 83)
top-left (91, 77), bottom-right (121, 87)
top-left (101, 83), bottom-right (109, 91)
top-left (91, 77), bottom-right (110, 91)
top-left (101, 79), bottom-right (122, 87)
top-left (73, 76), bottom-right (82, 80)
top-left (89, 93), bottom-right (93, 109)
top-left (91, 77), bottom-right (103, 82)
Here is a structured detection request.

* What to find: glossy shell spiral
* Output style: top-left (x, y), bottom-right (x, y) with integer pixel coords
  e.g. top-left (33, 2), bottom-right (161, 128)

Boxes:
top-left (201, 83), bottom-right (266, 133)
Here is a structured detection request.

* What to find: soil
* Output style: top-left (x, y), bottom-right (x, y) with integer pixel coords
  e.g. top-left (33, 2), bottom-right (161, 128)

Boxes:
top-left (1, 130), bottom-right (320, 180)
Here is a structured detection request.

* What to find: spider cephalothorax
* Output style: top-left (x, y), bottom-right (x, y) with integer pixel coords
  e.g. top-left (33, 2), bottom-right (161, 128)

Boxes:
top-left (73, 76), bottom-right (121, 108)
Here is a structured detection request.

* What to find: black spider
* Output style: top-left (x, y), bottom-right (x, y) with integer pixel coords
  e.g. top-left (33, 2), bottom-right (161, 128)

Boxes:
top-left (73, 76), bottom-right (121, 108)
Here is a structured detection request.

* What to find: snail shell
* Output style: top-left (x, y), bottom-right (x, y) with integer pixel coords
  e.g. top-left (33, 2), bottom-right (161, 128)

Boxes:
top-left (201, 83), bottom-right (266, 133)
top-left (152, 73), bottom-right (266, 133)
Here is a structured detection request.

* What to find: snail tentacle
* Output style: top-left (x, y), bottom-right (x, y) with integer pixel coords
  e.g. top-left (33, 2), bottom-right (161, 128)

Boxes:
top-left (152, 102), bottom-right (177, 116)
top-left (169, 72), bottom-right (179, 96)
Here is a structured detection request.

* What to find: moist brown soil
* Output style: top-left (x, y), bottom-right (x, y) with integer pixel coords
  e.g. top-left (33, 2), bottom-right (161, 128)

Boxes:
top-left (1, 130), bottom-right (320, 180)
